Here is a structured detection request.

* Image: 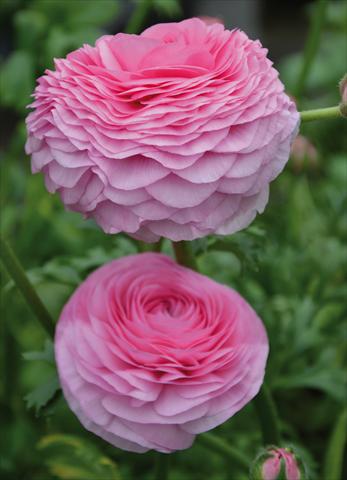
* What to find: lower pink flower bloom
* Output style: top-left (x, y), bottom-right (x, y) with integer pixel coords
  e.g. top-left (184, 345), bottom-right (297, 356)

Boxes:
top-left (55, 253), bottom-right (268, 453)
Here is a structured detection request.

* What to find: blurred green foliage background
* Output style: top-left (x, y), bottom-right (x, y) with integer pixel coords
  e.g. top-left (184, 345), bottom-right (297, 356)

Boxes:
top-left (0, 1), bottom-right (346, 479)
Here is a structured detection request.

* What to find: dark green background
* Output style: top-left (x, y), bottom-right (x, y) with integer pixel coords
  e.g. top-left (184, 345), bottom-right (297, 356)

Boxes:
top-left (1, 1), bottom-right (346, 479)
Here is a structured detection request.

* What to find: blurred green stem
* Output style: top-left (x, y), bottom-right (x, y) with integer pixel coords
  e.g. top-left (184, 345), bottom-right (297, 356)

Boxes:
top-left (0, 236), bottom-right (55, 338)
top-left (323, 407), bottom-right (347, 480)
top-left (138, 238), bottom-right (163, 253)
top-left (294, 0), bottom-right (327, 101)
top-left (153, 238), bottom-right (164, 252)
top-left (300, 105), bottom-right (344, 122)
top-left (253, 384), bottom-right (281, 446)
top-left (155, 453), bottom-right (169, 480)
top-left (198, 433), bottom-right (249, 470)
top-left (125, 0), bottom-right (152, 34)
top-left (172, 241), bottom-right (198, 270)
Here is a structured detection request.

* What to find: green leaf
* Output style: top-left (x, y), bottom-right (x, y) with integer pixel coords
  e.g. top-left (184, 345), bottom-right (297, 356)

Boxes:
top-left (279, 32), bottom-right (346, 94)
top-left (23, 339), bottom-right (55, 363)
top-left (24, 375), bottom-right (60, 415)
top-left (205, 227), bottom-right (266, 274)
top-left (153, 0), bottom-right (182, 17)
top-left (313, 303), bottom-right (345, 330)
top-left (42, 260), bottom-right (81, 285)
top-left (32, 0), bottom-right (120, 29)
top-left (22, 334), bottom-right (58, 416)
top-left (199, 250), bottom-right (241, 284)
top-left (288, 177), bottom-right (324, 245)
top-left (14, 9), bottom-right (47, 52)
top-left (2, 269), bottom-right (43, 294)
top-left (66, 0), bottom-right (120, 28)
top-left (0, 50), bottom-right (35, 113)
top-left (325, 1), bottom-right (347, 31)
top-left (38, 434), bottom-right (121, 480)
top-left (43, 24), bottom-right (111, 68)
top-left (273, 367), bottom-right (347, 403)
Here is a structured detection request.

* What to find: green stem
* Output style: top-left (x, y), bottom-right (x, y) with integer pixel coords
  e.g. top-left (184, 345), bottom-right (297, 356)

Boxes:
top-left (253, 384), bottom-right (281, 446)
top-left (198, 433), bottom-right (249, 470)
top-left (172, 241), bottom-right (198, 271)
top-left (154, 453), bottom-right (169, 480)
top-left (153, 238), bottom-right (163, 253)
top-left (294, 0), bottom-right (327, 101)
top-left (125, 0), bottom-right (152, 34)
top-left (0, 266), bottom-right (18, 403)
top-left (138, 240), bottom-right (153, 252)
top-left (0, 236), bottom-right (55, 338)
top-left (138, 238), bottom-right (163, 253)
top-left (323, 407), bottom-right (347, 480)
top-left (300, 105), bottom-right (343, 122)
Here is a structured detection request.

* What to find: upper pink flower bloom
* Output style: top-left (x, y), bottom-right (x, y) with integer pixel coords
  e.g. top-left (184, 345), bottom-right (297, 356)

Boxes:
top-left (55, 253), bottom-right (268, 453)
top-left (26, 18), bottom-right (299, 242)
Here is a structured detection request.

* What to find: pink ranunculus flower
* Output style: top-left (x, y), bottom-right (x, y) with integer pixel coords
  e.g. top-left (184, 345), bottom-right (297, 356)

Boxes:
top-left (55, 253), bottom-right (269, 453)
top-left (26, 18), bottom-right (299, 242)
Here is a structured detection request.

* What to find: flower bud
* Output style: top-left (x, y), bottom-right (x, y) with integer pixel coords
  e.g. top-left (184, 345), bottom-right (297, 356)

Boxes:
top-left (250, 446), bottom-right (307, 480)
top-left (339, 74), bottom-right (347, 117)
top-left (198, 16), bottom-right (223, 25)
top-left (290, 135), bottom-right (318, 173)
top-left (339, 74), bottom-right (347, 104)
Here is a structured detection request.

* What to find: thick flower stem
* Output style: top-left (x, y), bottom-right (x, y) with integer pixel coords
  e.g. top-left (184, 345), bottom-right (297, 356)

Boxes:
top-left (294, 0), bottom-right (327, 101)
top-left (253, 384), bottom-right (281, 446)
top-left (0, 236), bottom-right (55, 338)
top-left (155, 453), bottom-right (169, 480)
top-left (300, 105), bottom-right (344, 122)
top-left (198, 433), bottom-right (249, 470)
top-left (153, 238), bottom-right (163, 253)
top-left (172, 241), bottom-right (198, 271)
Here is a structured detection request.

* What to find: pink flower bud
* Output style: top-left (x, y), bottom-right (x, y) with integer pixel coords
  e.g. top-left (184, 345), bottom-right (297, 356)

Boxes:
top-left (251, 446), bottom-right (307, 480)
top-left (198, 16), bottom-right (224, 26)
top-left (339, 74), bottom-right (347, 117)
top-left (290, 135), bottom-right (318, 173)
top-left (339, 74), bottom-right (347, 104)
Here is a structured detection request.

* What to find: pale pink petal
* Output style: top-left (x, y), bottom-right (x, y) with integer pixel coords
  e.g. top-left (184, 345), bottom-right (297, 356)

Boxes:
top-left (147, 175), bottom-right (218, 208)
